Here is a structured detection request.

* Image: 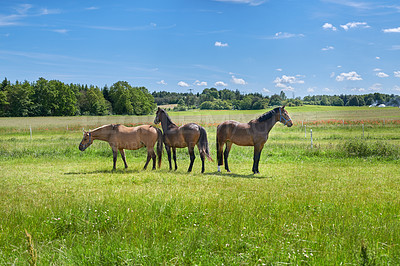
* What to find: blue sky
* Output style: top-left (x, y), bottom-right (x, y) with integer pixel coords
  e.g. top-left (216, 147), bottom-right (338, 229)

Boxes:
top-left (1, 0), bottom-right (400, 97)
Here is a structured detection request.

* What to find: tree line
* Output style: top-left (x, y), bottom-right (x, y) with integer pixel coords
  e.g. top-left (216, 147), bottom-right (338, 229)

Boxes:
top-left (1, 77), bottom-right (399, 117)
top-left (0, 78), bottom-right (155, 117)
top-left (154, 89), bottom-right (400, 111)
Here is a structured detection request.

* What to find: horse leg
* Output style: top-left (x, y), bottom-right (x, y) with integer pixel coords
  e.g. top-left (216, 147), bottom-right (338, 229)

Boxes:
top-left (143, 150), bottom-right (151, 170)
top-left (252, 144), bottom-right (264, 174)
top-left (224, 142), bottom-right (233, 172)
top-left (197, 144), bottom-right (206, 173)
top-left (172, 147), bottom-right (178, 171)
top-left (150, 148), bottom-right (156, 170)
top-left (119, 149), bottom-right (128, 169)
top-left (165, 145), bottom-right (173, 170)
top-left (187, 146), bottom-right (195, 172)
top-left (112, 149), bottom-right (118, 170)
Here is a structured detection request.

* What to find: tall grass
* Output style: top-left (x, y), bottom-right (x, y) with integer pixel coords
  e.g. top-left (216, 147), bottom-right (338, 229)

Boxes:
top-left (1, 107), bottom-right (400, 264)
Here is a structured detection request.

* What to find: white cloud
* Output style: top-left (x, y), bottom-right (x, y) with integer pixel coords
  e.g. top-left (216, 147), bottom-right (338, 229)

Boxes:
top-left (85, 6), bottom-right (99, 10)
top-left (273, 75), bottom-right (304, 92)
top-left (39, 8), bottom-right (61, 15)
top-left (376, 72), bottom-right (389, 78)
top-left (322, 46), bottom-right (335, 51)
top-left (336, 71), bottom-right (362, 81)
top-left (376, 56), bottom-right (381, 60)
top-left (307, 87), bottom-right (315, 93)
top-left (323, 87), bottom-right (332, 92)
top-left (340, 22), bottom-right (370, 31)
top-left (383, 27), bottom-right (400, 33)
top-left (275, 83), bottom-right (286, 88)
top-left (322, 23), bottom-right (337, 31)
top-left (394, 71), bottom-right (400, 78)
top-left (262, 88), bottom-right (270, 93)
top-left (282, 86), bottom-right (295, 92)
top-left (52, 29), bottom-right (69, 34)
top-left (231, 75), bottom-right (247, 85)
top-left (273, 32), bottom-right (305, 39)
top-left (0, 4), bottom-right (48, 27)
top-left (369, 83), bottom-right (382, 91)
top-left (274, 75), bottom-right (304, 86)
top-left (194, 80), bottom-right (207, 86)
top-left (351, 87), bottom-right (366, 92)
top-left (215, 41), bottom-right (229, 47)
top-left (215, 81), bottom-right (228, 87)
top-left (330, 72), bottom-right (335, 78)
top-left (276, 68), bottom-right (283, 72)
top-left (213, 0), bottom-right (267, 6)
top-left (157, 80), bottom-right (167, 85)
top-left (373, 68), bottom-right (382, 72)
top-left (178, 81), bottom-right (189, 87)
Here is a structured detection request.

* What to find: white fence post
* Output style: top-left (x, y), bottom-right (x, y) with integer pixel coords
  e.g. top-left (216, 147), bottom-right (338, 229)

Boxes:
top-left (310, 129), bottom-right (313, 149)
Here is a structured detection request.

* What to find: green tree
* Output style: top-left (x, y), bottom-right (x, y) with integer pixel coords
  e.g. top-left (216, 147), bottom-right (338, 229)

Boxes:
top-left (7, 81), bottom-right (33, 117)
top-left (79, 86), bottom-right (110, 115)
top-left (31, 78), bottom-right (58, 116)
top-left (50, 80), bottom-right (77, 116)
top-left (239, 95), bottom-right (253, 110)
top-left (332, 96), bottom-right (344, 106)
top-left (269, 94), bottom-right (282, 106)
top-left (109, 81), bottom-right (155, 115)
top-left (0, 78), bottom-right (10, 116)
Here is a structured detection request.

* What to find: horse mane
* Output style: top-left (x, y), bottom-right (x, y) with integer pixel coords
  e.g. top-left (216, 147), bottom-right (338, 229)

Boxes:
top-left (256, 107), bottom-right (280, 122)
top-left (89, 124), bottom-right (120, 132)
top-left (160, 109), bottom-right (176, 126)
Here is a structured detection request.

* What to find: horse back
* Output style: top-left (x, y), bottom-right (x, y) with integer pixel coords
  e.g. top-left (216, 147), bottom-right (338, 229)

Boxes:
top-left (111, 124), bottom-right (158, 150)
top-left (164, 123), bottom-right (201, 148)
top-left (217, 120), bottom-right (256, 146)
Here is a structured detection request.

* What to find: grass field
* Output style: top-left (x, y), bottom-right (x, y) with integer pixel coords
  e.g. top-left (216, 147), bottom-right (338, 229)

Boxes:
top-left (1, 106), bottom-right (400, 265)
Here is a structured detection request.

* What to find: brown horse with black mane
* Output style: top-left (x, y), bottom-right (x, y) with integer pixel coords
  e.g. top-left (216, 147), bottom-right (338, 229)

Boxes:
top-left (217, 106), bottom-right (293, 174)
top-left (154, 107), bottom-right (213, 173)
top-left (79, 124), bottom-right (163, 170)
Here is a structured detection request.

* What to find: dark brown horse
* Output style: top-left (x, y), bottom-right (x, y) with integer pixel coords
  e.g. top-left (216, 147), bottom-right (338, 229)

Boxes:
top-left (216, 106), bottom-right (293, 174)
top-left (154, 107), bottom-right (213, 173)
top-left (79, 124), bottom-right (163, 170)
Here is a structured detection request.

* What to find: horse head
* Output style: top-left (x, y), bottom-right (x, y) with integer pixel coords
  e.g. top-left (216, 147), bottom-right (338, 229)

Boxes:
top-left (154, 107), bottom-right (162, 124)
top-left (79, 131), bottom-right (93, 151)
top-left (279, 106), bottom-right (293, 127)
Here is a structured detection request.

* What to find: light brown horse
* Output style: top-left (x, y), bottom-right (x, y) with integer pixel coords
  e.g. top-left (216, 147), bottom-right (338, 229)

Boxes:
top-left (79, 124), bottom-right (163, 170)
top-left (154, 107), bottom-right (213, 173)
top-left (217, 106), bottom-right (293, 174)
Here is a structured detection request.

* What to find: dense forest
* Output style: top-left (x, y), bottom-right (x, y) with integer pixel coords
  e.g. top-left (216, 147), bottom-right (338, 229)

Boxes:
top-left (0, 77), bottom-right (399, 117)
top-left (0, 78), bottom-right (155, 117)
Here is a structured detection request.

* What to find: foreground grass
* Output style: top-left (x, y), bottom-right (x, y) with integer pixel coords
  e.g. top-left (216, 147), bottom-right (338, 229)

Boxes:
top-left (1, 155), bottom-right (399, 264)
top-left (1, 106), bottom-right (400, 264)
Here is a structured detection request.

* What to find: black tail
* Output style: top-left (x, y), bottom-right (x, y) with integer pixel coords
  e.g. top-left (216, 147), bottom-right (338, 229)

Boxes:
top-left (156, 127), bottom-right (163, 168)
top-left (199, 126), bottom-right (213, 162)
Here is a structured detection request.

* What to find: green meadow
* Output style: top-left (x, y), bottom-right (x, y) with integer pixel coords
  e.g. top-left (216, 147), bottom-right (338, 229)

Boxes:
top-left (1, 106), bottom-right (400, 265)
